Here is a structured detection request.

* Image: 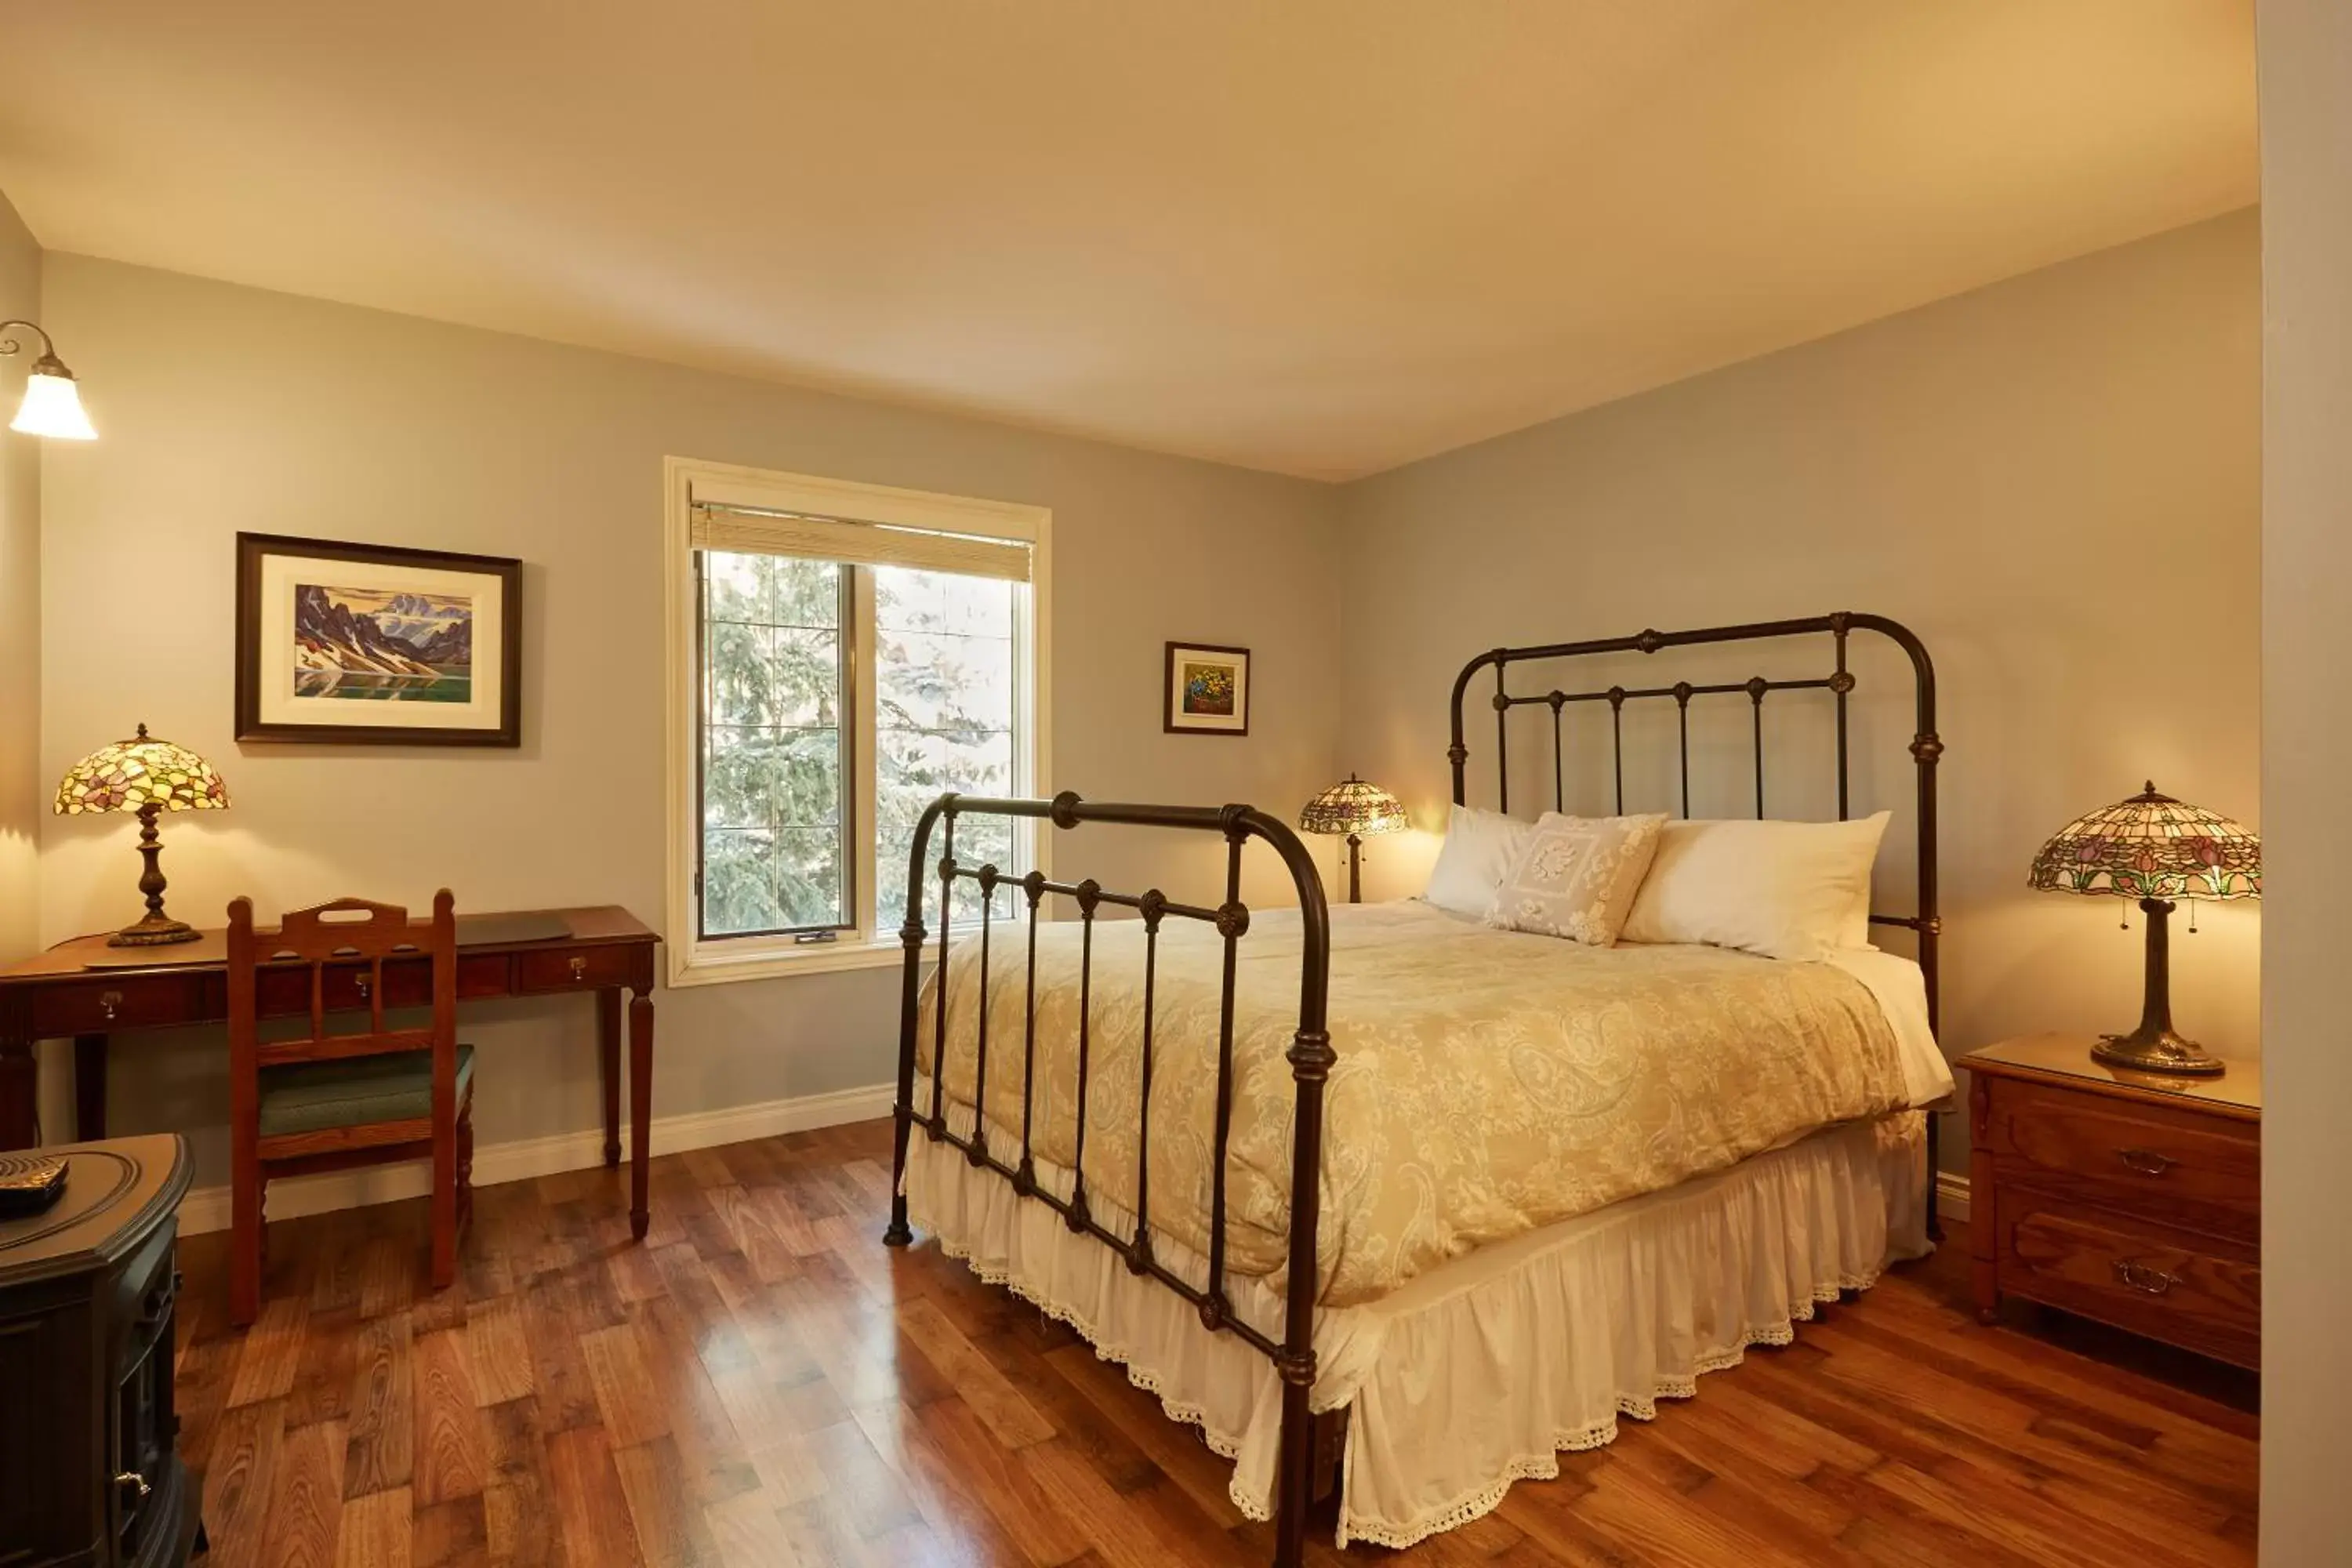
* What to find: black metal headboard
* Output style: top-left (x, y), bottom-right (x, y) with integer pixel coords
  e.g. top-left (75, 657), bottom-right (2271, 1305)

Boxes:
top-left (1445, 608), bottom-right (1943, 1033)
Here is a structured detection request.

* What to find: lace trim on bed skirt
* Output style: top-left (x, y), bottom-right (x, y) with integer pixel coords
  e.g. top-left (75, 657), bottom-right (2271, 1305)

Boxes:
top-left (930, 1230), bottom-right (1250, 1461)
top-left (924, 1219), bottom-right (1279, 1523)
top-left (921, 1196), bottom-right (1896, 1547)
top-left (906, 1103), bottom-right (1924, 1550)
top-left (1332, 1267), bottom-right (1887, 1550)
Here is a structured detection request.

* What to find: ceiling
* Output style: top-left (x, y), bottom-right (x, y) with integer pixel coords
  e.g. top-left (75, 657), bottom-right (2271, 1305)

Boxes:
top-left (0, 2), bottom-right (2256, 481)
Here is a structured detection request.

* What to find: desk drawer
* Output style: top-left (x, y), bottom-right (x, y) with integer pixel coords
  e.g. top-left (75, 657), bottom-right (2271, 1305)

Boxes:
top-left (516, 946), bottom-right (636, 994)
top-left (1984, 1077), bottom-right (2258, 1242)
top-left (1996, 1191), bottom-right (2259, 1369)
top-left (31, 974), bottom-right (208, 1036)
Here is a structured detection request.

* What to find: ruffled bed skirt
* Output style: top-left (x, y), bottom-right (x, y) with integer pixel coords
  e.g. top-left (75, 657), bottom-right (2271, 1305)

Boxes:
top-left (902, 1105), bottom-right (1929, 1550)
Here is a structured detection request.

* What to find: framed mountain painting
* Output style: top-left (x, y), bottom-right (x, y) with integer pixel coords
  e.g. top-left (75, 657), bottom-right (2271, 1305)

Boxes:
top-left (234, 532), bottom-right (523, 746)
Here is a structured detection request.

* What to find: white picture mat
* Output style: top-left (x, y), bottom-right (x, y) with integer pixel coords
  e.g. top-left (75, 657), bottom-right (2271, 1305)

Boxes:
top-left (256, 552), bottom-right (506, 731)
top-left (1168, 647), bottom-right (1248, 731)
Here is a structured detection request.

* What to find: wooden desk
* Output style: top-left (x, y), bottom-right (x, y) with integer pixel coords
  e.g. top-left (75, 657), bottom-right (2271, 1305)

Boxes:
top-left (0, 906), bottom-right (662, 1239)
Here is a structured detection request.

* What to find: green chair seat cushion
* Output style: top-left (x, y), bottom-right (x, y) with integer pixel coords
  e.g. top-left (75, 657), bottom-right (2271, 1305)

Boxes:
top-left (257, 1043), bottom-right (475, 1139)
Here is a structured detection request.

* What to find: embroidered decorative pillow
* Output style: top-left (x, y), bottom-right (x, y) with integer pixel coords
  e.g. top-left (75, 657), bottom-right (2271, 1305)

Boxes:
top-left (1484, 811), bottom-right (1668, 946)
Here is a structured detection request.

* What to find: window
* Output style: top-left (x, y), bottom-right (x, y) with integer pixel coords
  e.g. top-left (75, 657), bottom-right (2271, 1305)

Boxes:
top-left (665, 459), bottom-right (1051, 985)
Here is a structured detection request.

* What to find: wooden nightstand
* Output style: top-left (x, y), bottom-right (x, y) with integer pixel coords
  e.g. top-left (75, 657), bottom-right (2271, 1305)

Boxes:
top-left (1965, 1033), bottom-right (2259, 1370)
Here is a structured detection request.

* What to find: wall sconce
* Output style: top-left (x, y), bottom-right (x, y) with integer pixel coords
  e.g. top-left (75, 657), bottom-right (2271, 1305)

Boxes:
top-left (1, 318), bottom-right (96, 440)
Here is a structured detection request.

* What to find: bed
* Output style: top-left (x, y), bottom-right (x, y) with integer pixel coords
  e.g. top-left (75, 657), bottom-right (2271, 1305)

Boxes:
top-left (885, 612), bottom-right (1951, 1563)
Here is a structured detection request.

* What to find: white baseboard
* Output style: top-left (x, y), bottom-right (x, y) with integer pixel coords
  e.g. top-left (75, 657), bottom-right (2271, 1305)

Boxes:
top-left (177, 1081), bottom-right (895, 1236)
top-left (1936, 1170), bottom-right (1971, 1224)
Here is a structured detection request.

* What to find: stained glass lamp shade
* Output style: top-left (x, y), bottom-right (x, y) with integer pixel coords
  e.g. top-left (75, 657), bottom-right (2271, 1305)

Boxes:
top-left (54, 724), bottom-right (230, 946)
top-left (2027, 781), bottom-right (2259, 1076)
top-left (1299, 774), bottom-right (1405, 904)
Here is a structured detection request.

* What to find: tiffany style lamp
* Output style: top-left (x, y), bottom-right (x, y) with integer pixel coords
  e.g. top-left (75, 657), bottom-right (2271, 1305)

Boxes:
top-left (1299, 774), bottom-right (1406, 904)
top-left (2028, 781), bottom-right (2259, 1076)
top-left (54, 724), bottom-right (230, 946)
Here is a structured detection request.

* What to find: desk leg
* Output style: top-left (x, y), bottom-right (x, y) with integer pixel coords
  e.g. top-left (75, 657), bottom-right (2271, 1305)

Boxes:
top-left (597, 989), bottom-right (622, 1167)
top-left (629, 985), bottom-right (653, 1241)
top-left (74, 1034), bottom-right (109, 1142)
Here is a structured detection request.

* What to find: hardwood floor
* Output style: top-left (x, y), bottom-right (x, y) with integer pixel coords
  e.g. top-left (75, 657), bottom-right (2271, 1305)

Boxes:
top-left (169, 1120), bottom-right (2260, 1566)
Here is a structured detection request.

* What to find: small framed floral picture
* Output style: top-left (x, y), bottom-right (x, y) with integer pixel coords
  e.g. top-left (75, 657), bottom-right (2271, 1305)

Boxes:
top-left (1164, 642), bottom-right (1250, 736)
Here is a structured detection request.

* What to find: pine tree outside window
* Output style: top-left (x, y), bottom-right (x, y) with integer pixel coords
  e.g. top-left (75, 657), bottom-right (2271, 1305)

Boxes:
top-left (664, 459), bottom-right (1050, 986)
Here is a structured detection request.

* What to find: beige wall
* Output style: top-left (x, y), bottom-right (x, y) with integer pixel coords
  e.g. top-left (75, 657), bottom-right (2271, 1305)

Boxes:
top-left (1338, 210), bottom-right (2264, 1172)
top-left (35, 254), bottom-right (1342, 1187)
top-left (2256, 1), bottom-right (2351, 1556)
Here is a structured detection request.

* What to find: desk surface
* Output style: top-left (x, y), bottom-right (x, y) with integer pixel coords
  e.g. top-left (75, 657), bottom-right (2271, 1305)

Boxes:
top-left (0, 906), bottom-right (658, 983)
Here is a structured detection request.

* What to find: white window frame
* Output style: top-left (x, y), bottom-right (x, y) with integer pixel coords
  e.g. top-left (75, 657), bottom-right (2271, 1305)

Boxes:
top-left (663, 456), bottom-right (1053, 986)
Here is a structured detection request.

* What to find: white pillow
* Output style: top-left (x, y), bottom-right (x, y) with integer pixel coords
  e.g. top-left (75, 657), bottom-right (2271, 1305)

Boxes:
top-left (1619, 812), bottom-right (1891, 962)
top-left (1421, 804), bottom-right (1536, 919)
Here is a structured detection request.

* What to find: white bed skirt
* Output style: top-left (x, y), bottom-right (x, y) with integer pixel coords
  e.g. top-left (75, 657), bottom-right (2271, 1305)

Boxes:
top-left (902, 1105), bottom-right (1929, 1550)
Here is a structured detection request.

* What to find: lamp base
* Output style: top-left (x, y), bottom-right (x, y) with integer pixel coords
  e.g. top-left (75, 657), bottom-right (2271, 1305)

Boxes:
top-left (2092, 1026), bottom-right (2226, 1077)
top-left (108, 914), bottom-right (200, 948)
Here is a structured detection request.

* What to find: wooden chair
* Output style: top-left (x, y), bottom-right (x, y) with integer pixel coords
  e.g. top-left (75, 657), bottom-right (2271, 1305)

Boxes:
top-left (227, 891), bottom-right (474, 1325)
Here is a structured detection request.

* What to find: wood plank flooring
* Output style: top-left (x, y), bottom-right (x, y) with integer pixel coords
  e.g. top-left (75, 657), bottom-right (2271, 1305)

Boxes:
top-left (169, 1120), bottom-right (2259, 1566)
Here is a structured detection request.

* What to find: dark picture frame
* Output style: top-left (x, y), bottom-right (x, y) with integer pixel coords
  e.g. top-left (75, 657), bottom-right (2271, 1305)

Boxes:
top-left (1163, 641), bottom-right (1250, 736)
top-left (234, 532), bottom-right (524, 746)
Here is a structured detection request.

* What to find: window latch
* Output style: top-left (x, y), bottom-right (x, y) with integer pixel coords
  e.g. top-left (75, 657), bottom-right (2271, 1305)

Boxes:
top-left (794, 930), bottom-right (840, 946)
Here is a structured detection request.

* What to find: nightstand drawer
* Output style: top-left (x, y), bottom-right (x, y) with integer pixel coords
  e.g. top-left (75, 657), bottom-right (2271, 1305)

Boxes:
top-left (1984, 1077), bottom-right (2258, 1241)
top-left (1995, 1192), bottom-right (2259, 1370)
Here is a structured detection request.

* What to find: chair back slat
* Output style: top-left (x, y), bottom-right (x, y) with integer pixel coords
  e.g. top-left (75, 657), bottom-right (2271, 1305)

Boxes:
top-left (228, 891), bottom-right (459, 1076)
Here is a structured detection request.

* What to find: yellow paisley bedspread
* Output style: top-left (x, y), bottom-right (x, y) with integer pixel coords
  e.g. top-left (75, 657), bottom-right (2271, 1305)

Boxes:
top-left (917, 898), bottom-right (1909, 1308)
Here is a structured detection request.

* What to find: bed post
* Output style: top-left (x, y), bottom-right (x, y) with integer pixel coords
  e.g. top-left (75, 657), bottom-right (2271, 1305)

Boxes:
top-left (1235, 804), bottom-right (1337, 1568)
top-left (1852, 613), bottom-right (1944, 1241)
top-left (884, 793), bottom-right (955, 1248)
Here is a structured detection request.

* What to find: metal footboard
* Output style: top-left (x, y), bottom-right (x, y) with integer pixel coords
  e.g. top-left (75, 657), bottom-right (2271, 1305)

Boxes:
top-left (884, 789), bottom-right (1334, 1568)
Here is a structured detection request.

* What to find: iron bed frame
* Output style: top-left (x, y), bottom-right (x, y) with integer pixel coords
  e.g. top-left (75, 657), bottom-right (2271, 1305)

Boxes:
top-left (886, 610), bottom-right (1941, 1567)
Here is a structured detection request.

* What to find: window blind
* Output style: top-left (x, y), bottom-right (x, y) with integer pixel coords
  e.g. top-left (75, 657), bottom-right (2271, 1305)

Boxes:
top-left (691, 503), bottom-right (1031, 583)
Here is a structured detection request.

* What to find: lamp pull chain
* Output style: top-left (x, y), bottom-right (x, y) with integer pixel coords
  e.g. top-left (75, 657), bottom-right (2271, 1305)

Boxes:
top-left (2189, 897), bottom-right (2199, 935)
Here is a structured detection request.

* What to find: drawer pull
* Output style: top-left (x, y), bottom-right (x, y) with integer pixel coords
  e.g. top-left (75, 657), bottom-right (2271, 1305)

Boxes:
top-left (2113, 1259), bottom-right (2180, 1296)
top-left (2116, 1147), bottom-right (2175, 1176)
top-left (100, 989), bottom-right (122, 1022)
top-left (569, 956), bottom-right (587, 981)
top-left (114, 1470), bottom-right (151, 1500)
top-left (354, 974), bottom-right (369, 1000)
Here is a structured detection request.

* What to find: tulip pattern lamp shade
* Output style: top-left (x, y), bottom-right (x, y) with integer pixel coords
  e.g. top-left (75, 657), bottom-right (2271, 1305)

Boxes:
top-left (1299, 775), bottom-right (1405, 904)
top-left (2028, 782), bottom-right (2259, 1076)
top-left (54, 724), bottom-right (230, 946)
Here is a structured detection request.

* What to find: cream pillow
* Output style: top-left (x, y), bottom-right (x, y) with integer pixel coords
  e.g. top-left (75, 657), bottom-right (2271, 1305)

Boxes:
top-left (1485, 811), bottom-right (1668, 946)
top-left (1421, 804), bottom-right (1536, 919)
top-left (1619, 812), bottom-right (1891, 962)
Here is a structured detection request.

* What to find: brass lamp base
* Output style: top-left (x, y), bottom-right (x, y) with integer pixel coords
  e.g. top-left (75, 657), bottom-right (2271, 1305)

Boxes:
top-left (107, 800), bottom-right (201, 946)
top-left (108, 913), bottom-right (200, 948)
top-left (2092, 1026), bottom-right (2225, 1077)
top-left (2092, 895), bottom-right (2227, 1078)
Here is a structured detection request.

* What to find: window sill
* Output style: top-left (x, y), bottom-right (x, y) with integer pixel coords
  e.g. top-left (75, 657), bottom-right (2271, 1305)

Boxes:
top-left (666, 935), bottom-right (925, 989)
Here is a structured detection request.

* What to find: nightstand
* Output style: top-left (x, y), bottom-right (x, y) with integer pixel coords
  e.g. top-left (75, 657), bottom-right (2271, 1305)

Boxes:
top-left (1965, 1033), bottom-right (2259, 1370)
